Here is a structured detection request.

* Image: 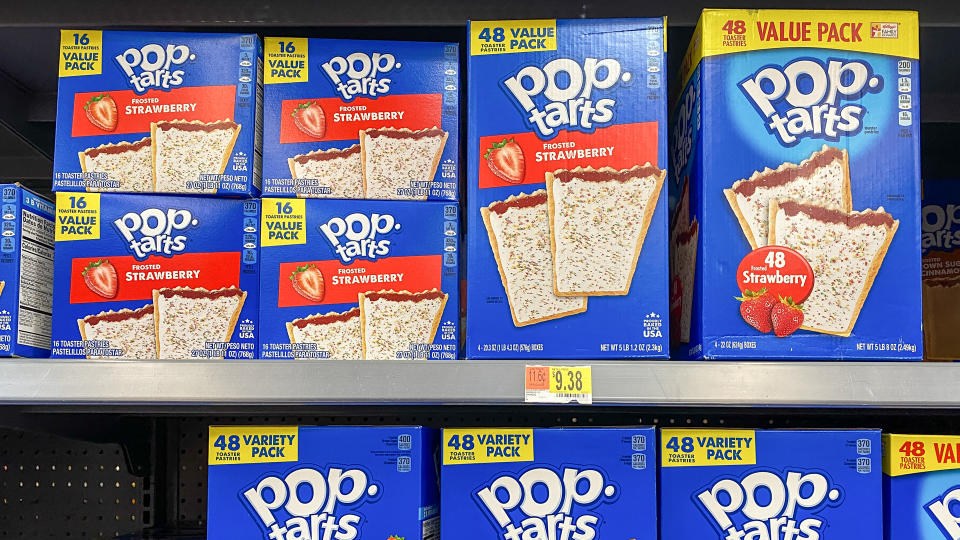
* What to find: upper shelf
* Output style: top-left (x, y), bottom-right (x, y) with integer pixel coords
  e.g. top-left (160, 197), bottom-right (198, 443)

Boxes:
top-left (1, 359), bottom-right (958, 408)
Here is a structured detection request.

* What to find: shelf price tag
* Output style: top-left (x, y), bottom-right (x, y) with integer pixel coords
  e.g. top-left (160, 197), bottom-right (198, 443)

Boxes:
top-left (524, 365), bottom-right (592, 404)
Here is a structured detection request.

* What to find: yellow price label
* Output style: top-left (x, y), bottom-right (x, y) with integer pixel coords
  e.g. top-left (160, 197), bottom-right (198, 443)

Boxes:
top-left (661, 429), bottom-right (757, 467)
top-left (470, 20), bottom-right (557, 56)
top-left (443, 428), bottom-right (534, 465)
top-left (525, 366), bottom-right (592, 404)
top-left (261, 198), bottom-right (306, 246)
top-left (208, 426), bottom-right (299, 466)
top-left (55, 193), bottom-right (100, 241)
top-left (60, 30), bottom-right (103, 77)
top-left (264, 37), bottom-right (309, 84)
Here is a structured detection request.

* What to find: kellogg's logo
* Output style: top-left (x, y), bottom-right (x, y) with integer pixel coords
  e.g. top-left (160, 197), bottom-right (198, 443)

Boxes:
top-left (475, 466), bottom-right (619, 539)
top-left (739, 57), bottom-right (883, 146)
top-left (321, 52), bottom-right (401, 101)
top-left (114, 43), bottom-right (196, 93)
top-left (319, 212), bottom-right (401, 264)
top-left (926, 485), bottom-right (960, 539)
top-left (503, 57), bottom-right (632, 139)
top-left (113, 208), bottom-right (199, 260)
top-left (922, 203), bottom-right (960, 254)
top-left (242, 466), bottom-right (380, 540)
top-left (697, 470), bottom-right (843, 540)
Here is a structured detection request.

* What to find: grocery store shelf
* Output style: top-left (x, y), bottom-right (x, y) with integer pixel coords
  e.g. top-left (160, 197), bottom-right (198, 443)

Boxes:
top-left (1, 360), bottom-right (958, 408)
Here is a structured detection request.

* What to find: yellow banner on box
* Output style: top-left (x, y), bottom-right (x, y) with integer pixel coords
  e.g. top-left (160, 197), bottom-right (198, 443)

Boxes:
top-left (261, 198), bottom-right (306, 246)
top-left (443, 428), bottom-right (534, 465)
top-left (264, 37), bottom-right (309, 84)
top-left (55, 193), bottom-right (100, 241)
top-left (209, 426), bottom-right (299, 465)
top-left (884, 434), bottom-right (960, 476)
top-left (470, 20), bottom-right (557, 56)
top-left (60, 30), bottom-right (103, 77)
top-left (661, 429), bottom-right (757, 467)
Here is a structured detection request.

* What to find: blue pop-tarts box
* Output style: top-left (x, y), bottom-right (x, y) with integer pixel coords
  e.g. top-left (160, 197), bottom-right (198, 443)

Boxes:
top-left (466, 18), bottom-right (670, 359)
top-left (51, 193), bottom-right (260, 359)
top-left (660, 428), bottom-right (881, 540)
top-left (207, 425), bottom-right (439, 540)
top-left (259, 199), bottom-right (458, 360)
top-left (0, 184), bottom-right (54, 357)
top-left (261, 38), bottom-right (459, 201)
top-left (441, 427), bottom-right (657, 539)
top-left (54, 30), bottom-right (262, 196)
top-left (884, 433), bottom-right (960, 539)
top-left (670, 10), bottom-right (922, 359)
top-left (921, 179), bottom-right (960, 360)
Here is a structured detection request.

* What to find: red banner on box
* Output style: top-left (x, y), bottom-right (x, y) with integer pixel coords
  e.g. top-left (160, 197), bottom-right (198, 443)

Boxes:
top-left (278, 255), bottom-right (441, 307)
top-left (278, 93), bottom-right (442, 144)
top-left (71, 85), bottom-right (237, 138)
top-left (477, 122), bottom-right (660, 189)
top-left (69, 252), bottom-right (241, 304)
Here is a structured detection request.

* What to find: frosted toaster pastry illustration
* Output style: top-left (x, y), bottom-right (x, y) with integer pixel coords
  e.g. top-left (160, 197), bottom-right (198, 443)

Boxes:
top-left (674, 218), bottom-right (699, 343)
top-left (768, 200), bottom-right (897, 336)
top-left (77, 305), bottom-right (156, 359)
top-left (77, 137), bottom-right (153, 193)
top-left (725, 145), bottom-right (852, 249)
top-left (923, 276), bottom-right (960, 360)
top-left (359, 127), bottom-right (448, 200)
top-left (546, 165), bottom-right (665, 296)
top-left (286, 308), bottom-right (362, 360)
top-left (151, 119), bottom-right (241, 194)
top-left (358, 289), bottom-right (448, 360)
top-left (287, 144), bottom-right (364, 199)
top-left (152, 286), bottom-right (246, 359)
top-left (482, 190), bottom-right (587, 327)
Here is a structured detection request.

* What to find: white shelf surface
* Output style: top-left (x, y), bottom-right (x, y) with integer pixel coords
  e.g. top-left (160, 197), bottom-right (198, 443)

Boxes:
top-left (0, 360), bottom-right (956, 407)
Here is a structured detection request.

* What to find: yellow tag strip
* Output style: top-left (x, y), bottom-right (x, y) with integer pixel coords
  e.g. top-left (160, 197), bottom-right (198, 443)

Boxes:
top-left (661, 429), bottom-right (757, 467)
top-left (524, 366), bottom-right (592, 404)
top-left (261, 198), bottom-right (306, 246)
top-left (55, 193), bottom-right (100, 241)
top-left (443, 428), bottom-right (534, 465)
top-left (884, 434), bottom-right (960, 476)
top-left (60, 30), bottom-right (103, 77)
top-left (209, 426), bottom-right (299, 465)
top-left (264, 37), bottom-right (309, 84)
top-left (470, 20), bottom-right (557, 56)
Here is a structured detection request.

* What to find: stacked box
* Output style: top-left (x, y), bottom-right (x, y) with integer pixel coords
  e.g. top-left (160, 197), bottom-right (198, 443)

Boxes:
top-left (51, 194), bottom-right (260, 359)
top-left (466, 18), bottom-right (670, 358)
top-left (670, 10), bottom-right (922, 359)
top-left (259, 199), bottom-right (458, 360)
top-left (441, 427), bottom-right (657, 539)
top-left (660, 428), bottom-right (881, 539)
top-left (884, 433), bottom-right (960, 539)
top-left (207, 426), bottom-right (439, 539)
top-left (0, 185), bottom-right (54, 357)
top-left (54, 30), bottom-right (262, 196)
top-left (921, 179), bottom-right (960, 360)
top-left (261, 38), bottom-right (459, 200)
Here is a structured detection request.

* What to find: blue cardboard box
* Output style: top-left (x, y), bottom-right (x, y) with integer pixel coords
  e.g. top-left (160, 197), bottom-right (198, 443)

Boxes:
top-left (259, 199), bottom-right (458, 360)
top-left (466, 18), bottom-right (670, 358)
top-left (670, 10), bottom-right (922, 359)
top-left (660, 428), bottom-right (881, 539)
top-left (921, 179), bottom-right (960, 360)
top-left (51, 193), bottom-right (260, 359)
top-left (261, 38), bottom-right (459, 201)
top-left (0, 184), bottom-right (54, 357)
top-left (884, 433), bottom-right (960, 539)
top-left (207, 426), bottom-right (439, 540)
top-left (441, 427), bottom-right (657, 539)
top-left (54, 30), bottom-right (262, 196)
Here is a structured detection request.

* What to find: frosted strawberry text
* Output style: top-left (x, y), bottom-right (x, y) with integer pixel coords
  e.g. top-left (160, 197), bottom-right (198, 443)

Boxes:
top-left (698, 470), bottom-right (842, 540)
top-left (113, 208), bottom-right (199, 260)
top-left (475, 466), bottom-right (618, 540)
top-left (739, 58), bottom-right (882, 146)
top-left (922, 203), bottom-right (960, 253)
top-left (319, 212), bottom-right (401, 264)
top-left (321, 52), bottom-right (399, 100)
top-left (114, 43), bottom-right (195, 93)
top-left (242, 466), bottom-right (378, 540)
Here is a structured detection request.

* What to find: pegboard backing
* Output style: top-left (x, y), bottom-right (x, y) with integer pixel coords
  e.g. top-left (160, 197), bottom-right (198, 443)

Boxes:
top-left (0, 427), bottom-right (151, 538)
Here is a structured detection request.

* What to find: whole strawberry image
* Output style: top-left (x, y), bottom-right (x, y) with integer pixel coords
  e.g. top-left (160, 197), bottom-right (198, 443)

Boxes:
top-left (771, 296), bottom-right (804, 337)
top-left (735, 288), bottom-right (776, 333)
top-left (485, 138), bottom-right (525, 184)
top-left (84, 93), bottom-right (117, 132)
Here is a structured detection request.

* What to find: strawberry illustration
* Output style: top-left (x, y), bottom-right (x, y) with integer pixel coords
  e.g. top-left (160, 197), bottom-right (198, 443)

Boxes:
top-left (290, 264), bottom-right (324, 302)
top-left (735, 288), bottom-right (776, 333)
top-left (485, 138), bottom-right (525, 184)
top-left (386, 536), bottom-right (405, 540)
top-left (771, 296), bottom-right (804, 337)
top-left (292, 101), bottom-right (326, 139)
top-left (84, 93), bottom-right (118, 132)
top-left (82, 259), bottom-right (118, 299)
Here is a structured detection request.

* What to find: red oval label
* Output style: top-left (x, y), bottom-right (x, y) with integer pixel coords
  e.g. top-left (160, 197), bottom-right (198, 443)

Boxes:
top-left (736, 246), bottom-right (814, 303)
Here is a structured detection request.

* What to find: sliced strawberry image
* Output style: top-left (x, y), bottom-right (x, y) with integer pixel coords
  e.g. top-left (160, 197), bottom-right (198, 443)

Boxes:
top-left (735, 288), bottom-right (776, 333)
top-left (84, 93), bottom-right (118, 132)
top-left (82, 259), bottom-right (118, 299)
top-left (292, 101), bottom-right (326, 139)
top-left (290, 264), bottom-right (325, 302)
top-left (485, 138), bottom-right (525, 184)
top-left (771, 296), bottom-right (804, 337)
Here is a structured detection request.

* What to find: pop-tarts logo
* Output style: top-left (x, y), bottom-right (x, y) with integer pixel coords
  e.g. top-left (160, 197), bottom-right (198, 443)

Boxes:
top-left (503, 57), bottom-right (631, 138)
top-left (242, 466), bottom-right (380, 540)
top-left (739, 58), bottom-right (883, 146)
top-left (321, 52), bottom-right (400, 101)
top-left (113, 208), bottom-right (199, 260)
top-left (671, 80), bottom-right (699, 182)
top-left (922, 203), bottom-right (960, 254)
top-left (475, 466), bottom-right (619, 539)
top-left (697, 470), bottom-right (843, 539)
top-left (318, 212), bottom-right (401, 264)
top-left (926, 485), bottom-right (960, 539)
top-left (114, 42), bottom-right (196, 94)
